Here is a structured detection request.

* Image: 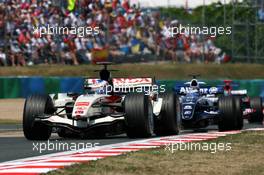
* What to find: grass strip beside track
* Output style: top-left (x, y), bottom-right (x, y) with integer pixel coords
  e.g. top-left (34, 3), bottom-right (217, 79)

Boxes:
top-left (46, 131), bottom-right (264, 175)
top-left (0, 119), bottom-right (21, 124)
top-left (0, 63), bottom-right (264, 80)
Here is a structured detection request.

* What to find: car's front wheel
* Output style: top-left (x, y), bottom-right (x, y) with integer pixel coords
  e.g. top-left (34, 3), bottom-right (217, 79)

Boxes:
top-left (154, 92), bottom-right (180, 136)
top-left (23, 94), bottom-right (55, 140)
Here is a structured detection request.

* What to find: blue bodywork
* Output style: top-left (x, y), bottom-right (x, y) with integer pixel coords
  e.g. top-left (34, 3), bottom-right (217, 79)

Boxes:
top-left (174, 83), bottom-right (222, 129)
top-left (181, 91), bottom-right (199, 120)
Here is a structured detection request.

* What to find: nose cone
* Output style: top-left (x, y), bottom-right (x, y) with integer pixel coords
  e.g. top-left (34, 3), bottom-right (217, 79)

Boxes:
top-left (182, 103), bottom-right (195, 120)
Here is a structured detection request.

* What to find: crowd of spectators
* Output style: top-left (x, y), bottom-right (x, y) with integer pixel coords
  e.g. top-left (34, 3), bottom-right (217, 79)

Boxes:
top-left (0, 0), bottom-right (224, 66)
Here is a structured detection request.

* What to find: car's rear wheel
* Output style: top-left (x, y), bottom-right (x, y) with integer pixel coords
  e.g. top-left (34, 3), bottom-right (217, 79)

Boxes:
top-left (248, 97), bottom-right (263, 123)
top-left (218, 96), bottom-right (243, 131)
top-left (234, 97), bottom-right (244, 130)
top-left (124, 93), bottom-right (154, 138)
top-left (154, 92), bottom-right (180, 136)
top-left (23, 94), bottom-right (55, 140)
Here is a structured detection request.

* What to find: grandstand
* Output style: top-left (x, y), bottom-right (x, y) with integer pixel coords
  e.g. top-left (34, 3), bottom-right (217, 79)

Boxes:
top-left (132, 0), bottom-right (241, 8)
top-left (0, 0), bottom-right (262, 66)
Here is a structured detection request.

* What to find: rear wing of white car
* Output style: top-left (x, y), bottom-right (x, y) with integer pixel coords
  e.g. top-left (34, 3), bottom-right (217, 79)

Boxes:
top-left (112, 78), bottom-right (153, 88)
top-left (84, 78), bottom-right (154, 94)
top-left (112, 78), bottom-right (154, 95)
top-left (84, 78), bottom-right (153, 87)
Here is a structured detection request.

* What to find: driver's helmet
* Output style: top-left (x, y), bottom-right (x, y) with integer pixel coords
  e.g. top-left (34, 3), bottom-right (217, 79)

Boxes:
top-left (89, 79), bottom-right (110, 94)
top-left (190, 79), bottom-right (199, 89)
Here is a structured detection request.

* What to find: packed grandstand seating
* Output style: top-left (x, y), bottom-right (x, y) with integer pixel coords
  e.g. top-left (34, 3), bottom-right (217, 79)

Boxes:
top-left (0, 0), bottom-right (225, 66)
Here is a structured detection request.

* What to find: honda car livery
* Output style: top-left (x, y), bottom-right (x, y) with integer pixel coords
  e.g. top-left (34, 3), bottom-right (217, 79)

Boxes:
top-left (23, 62), bottom-right (179, 140)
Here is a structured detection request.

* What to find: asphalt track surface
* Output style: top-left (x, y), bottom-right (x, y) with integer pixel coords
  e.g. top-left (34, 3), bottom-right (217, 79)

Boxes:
top-left (0, 122), bottom-right (263, 163)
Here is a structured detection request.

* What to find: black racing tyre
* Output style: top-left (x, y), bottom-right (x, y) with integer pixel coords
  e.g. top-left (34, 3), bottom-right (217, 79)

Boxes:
top-left (23, 94), bottom-right (55, 140)
top-left (234, 97), bottom-right (244, 130)
top-left (248, 97), bottom-right (263, 123)
top-left (218, 96), bottom-right (242, 131)
top-left (154, 92), bottom-right (180, 136)
top-left (124, 93), bottom-right (154, 138)
top-left (262, 99), bottom-right (264, 109)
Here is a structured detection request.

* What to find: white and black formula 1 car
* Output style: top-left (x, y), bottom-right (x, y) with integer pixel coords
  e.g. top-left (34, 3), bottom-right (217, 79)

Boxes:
top-left (23, 62), bottom-right (180, 140)
top-left (174, 76), bottom-right (263, 131)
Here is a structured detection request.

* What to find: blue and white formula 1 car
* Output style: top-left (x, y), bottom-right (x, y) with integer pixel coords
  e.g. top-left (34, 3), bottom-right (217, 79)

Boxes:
top-left (23, 62), bottom-right (180, 140)
top-left (174, 76), bottom-right (244, 131)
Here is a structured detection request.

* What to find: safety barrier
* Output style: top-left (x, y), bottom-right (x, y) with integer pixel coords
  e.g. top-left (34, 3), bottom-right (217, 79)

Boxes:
top-left (0, 77), bottom-right (83, 98)
top-left (0, 77), bottom-right (263, 98)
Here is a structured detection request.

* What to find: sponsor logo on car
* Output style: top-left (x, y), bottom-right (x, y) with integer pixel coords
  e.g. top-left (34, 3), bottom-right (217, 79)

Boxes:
top-left (113, 78), bottom-right (152, 86)
top-left (75, 102), bottom-right (90, 106)
top-left (184, 105), bottom-right (192, 110)
top-left (231, 90), bottom-right (247, 95)
top-left (179, 87), bottom-right (219, 94)
top-left (76, 107), bottom-right (87, 110)
top-left (209, 87), bottom-right (218, 94)
top-left (75, 110), bottom-right (84, 114)
top-left (184, 111), bottom-right (192, 115)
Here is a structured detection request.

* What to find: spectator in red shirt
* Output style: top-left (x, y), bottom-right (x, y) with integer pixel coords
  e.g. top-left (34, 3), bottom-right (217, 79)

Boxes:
top-left (116, 11), bottom-right (127, 28)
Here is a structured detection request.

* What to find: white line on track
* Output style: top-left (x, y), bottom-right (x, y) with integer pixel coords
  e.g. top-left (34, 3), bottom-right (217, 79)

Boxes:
top-left (0, 168), bottom-right (56, 173)
top-left (0, 128), bottom-right (262, 174)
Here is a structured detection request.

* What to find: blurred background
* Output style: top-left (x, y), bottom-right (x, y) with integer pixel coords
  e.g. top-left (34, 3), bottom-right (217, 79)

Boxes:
top-left (0, 0), bottom-right (264, 123)
top-left (0, 0), bottom-right (264, 66)
top-left (0, 0), bottom-right (264, 99)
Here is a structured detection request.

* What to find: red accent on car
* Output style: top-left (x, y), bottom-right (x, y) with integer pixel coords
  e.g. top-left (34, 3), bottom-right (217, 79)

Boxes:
top-left (223, 80), bottom-right (233, 84)
top-left (113, 78), bottom-right (152, 84)
top-left (105, 95), bottom-right (122, 103)
top-left (75, 115), bottom-right (81, 119)
top-left (75, 111), bottom-right (84, 114)
top-left (75, 102), bottom-right (90, 106)
top-left (223, 80), bottom-right (233, 94)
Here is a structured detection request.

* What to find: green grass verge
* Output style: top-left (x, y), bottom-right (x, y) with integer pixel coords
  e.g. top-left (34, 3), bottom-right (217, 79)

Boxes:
top-left (1, 63), bottom-right (264, 79)
top-left (0, 119), bottom-right (21, 124)
top-left (46, 131), bottom-right (264, 175)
